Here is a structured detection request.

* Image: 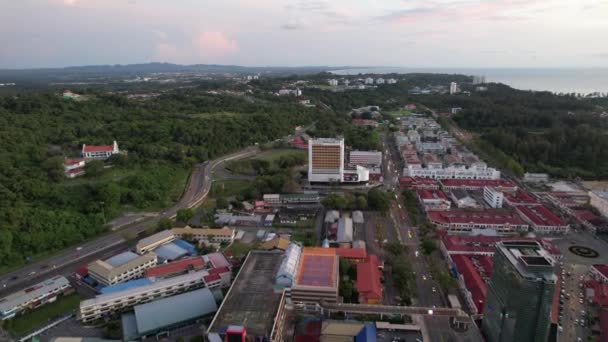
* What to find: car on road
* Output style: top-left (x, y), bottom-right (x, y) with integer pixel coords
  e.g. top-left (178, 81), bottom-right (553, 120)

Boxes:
top-left (432, 287), bottom-right (437, 293)
top-left (10, 275), bottom-right (18, 281)
top-left (28, 271), bottom-right (36, 276)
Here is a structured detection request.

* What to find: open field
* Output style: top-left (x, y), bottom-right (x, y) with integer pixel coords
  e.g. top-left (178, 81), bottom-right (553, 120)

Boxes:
top-left (255, 149), bottom-right (307, 162)
top-left (210, 179), bottom-right (252, 198)
top-left (6, 293), bottom-right (81, 337)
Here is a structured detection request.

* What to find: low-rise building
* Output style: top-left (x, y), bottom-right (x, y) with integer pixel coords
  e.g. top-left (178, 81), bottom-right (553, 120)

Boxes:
top-left (590, 190), bottom-right (608, 218)
top-left (428, 209), bottom-right (528, 235)
top-left (64, 158), bottom-right (86, 178)
top-left (440, 179), bottom-right (517, 192)
top-left (450, 189), bottom-right (479, 209)
top-left (417, 189), bottom-right (451, 211)
top-left (328, 79), bottom-right (339, 86)
top-left (504, 191), bottom-right (539, 207)
top-left (88, 252), bottom-right (158, 286)
top-left (349, 150), bottom-right (382, 168)
top-left (336, 217), bottom-right (353, 243)
top-left (523, 173), bottom-right (549, 183)
top-left (291, 248), bottom-right (339, 304)
top-left (405, 164), bottom-right (500, 180)
top-left (590, 264), bottom-right (608, 284)
top-left (81, 141), bottom-right (119, 159)
top-left (136, 227), bottom-right (235, 254)
top-left (483, 187), bottom-right (504, 208)
top-left (356, 255), bottom-right (383, 304)
top-left (0, 276), bottom-right (71, 320)
top-left (79, 270), bottom-right (219, 323)
top-left (515, 205), bottom-right (569, 234)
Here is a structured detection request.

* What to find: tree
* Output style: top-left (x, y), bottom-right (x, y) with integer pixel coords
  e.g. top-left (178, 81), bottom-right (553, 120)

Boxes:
top-left (368, 188), bottom-right (390, 212)
top-left (356, 195), bottom-right (368, 210)
top-left (420, 239), bottom-right (437, 255)
top-left (176, 208), bottom-right (195, 223)
top-left (157, 217), bottom-right (173, 231)
top-left (281, 179), bottom-right (301, 193)
top-left (85, 160), bottom-right (105, 177)
top-left (216, 197), bottom-right (229, 209)
top-left (42, 156), bottom-right (64, 182)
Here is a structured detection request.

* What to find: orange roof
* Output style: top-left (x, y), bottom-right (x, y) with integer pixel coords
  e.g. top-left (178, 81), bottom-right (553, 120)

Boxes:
top-left (356, 255), bottom-right (382, 301)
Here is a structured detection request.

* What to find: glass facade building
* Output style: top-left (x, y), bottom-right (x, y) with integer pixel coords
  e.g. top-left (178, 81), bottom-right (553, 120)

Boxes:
top-left (482, 241), bottom-right (556, 342)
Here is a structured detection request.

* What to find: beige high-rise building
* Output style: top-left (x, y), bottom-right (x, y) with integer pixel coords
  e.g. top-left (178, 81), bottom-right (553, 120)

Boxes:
top-left (308, 138), bottom-right (344, 183)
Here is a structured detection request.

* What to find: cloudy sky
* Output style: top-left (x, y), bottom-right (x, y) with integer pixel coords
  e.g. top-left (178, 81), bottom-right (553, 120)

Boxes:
top-left (1, 0), bottom-right (607, 69)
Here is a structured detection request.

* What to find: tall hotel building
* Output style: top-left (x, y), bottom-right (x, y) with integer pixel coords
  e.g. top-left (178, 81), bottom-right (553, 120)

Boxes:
top-left (482, 241), bottom-right (556, 342)
top-left (308, 138), bottom-right (345, 183)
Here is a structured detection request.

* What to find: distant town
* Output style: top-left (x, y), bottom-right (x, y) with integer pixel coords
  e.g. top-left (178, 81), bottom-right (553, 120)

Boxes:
top-left (1, 68), bottom-right (607, 342)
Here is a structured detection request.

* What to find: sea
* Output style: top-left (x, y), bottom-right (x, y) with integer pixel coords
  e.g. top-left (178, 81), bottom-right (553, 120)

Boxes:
top-left (331, 67), bottom-right (608, 95)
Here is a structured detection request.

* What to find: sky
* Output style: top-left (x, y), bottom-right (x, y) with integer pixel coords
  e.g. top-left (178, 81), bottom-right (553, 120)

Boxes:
top-left (0, 0), bottom-right (607, 69)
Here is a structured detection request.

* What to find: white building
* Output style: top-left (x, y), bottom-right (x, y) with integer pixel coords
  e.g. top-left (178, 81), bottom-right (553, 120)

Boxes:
top-left (343, 79), bottom-right (350, 86)
top-left (523, 173), bottom-right (550, 184)
top-left (337, 217), bottom-right (353, 243)
top-left (364, 77), bottom-right (374, 85)
top-left (342, 165), bottom-right (370, 183)
top-left (278, 88), bottom-right (302, 96)
top-left (88, 252), bottom-right (158, 286)
top-left (589, 190), bottom-right (608, 218)
top-left (450, 82), bottom-right (458, 95)
top-left (375, 78), bottom-right (385, 85)
top-left (483, 187), bottom-right (504, 208)
top-left (64, 158), bottom-right (86, 178)
top-left (308, 138), bottom-right (344, 183)
top-left (387, 78), bottom-right (397, 84)
top-left (349, 150), bottom-right (382, 168)
top-left (136, 227), bottom-right (235, 254)
top-left (404, 164), bottom-right (500, 180)
top-left (1, 276), bottom-right (71, 320)
top-left (328, 79), bottom-right (339, 86)
top-left (81, 140), bottom-right (119, 159)
top-left (78, 269), bottom-right (228, 323)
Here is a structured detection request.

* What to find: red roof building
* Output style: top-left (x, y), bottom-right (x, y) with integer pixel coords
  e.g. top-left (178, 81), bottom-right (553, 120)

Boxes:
top-left (428, 209), bottom-right (528, 235)
top-left (439, 232), bottom-right (562, 257)
top-left (399, 177), bottom-right (439, 189)
top-left (591, 264), bottom-right (608, 284)
top-left (440, 179), bottom-right (517, 192)
top-left (81, 140), bottom-right (119, 159)
top-left (336, 248), bottom-right (367, 263)
top-left (515, 205), bottom-right (569, 234)
top-left (356, 255), bottom-right (383, 304)
top-left (144, 257), bottom-right (205, 278)
top-left (416, 189), bottom-right (451, 211)
top-left (289, 136), bottom-right (308, 150)
top-left (504, 191), bottom-right (539, 206)
top-left (63, 158), bottom-right (86, 178)
top-left (451, 255), bottom-right (488, 314)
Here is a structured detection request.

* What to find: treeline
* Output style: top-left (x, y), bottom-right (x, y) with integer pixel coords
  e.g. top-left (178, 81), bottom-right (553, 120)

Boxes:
top-left (448, 84), bottom-right (608, 178)
top-left (0, 90), bottom-right (331, 267)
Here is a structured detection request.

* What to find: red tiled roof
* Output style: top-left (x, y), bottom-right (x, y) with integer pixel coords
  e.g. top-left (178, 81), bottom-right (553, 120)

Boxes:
top-left (206, 252), bottom-right (231, 269)
top-left (64, 158), bottom-right (84, 166)
top-left (399, 177), bottom-right (439, 188)
top-left (452, 255), bottom-right (487, 313)
top-left (516, 205), bottom-right (566, 227)
top-left (144, 257), bottom-right (204, 278)
top-left (440, 179), bottom-right (517, 189)
top-left (417, 189), bottom-right (448, 201)
top-left (574, 209), bottom-right (598, 222)
top-left (428, 209), bottom-right (526, 226)
top-left (600, 307), bottom-right (608, 342)
top-left (356, 255), bottom-right (382, 301)
top-left (208, 266), bottom-right (230, 275)
top-left (441, 233), bottom-right (561, 256)
top-left (336, 248), bottom-right (367, 260)
top-left (587, 280), bottom-right (608, 307)
top-left (203, 273), bottom-right (221, 282)
top-left (593, 264), bottom-right (608, 279)
top-left (504, 191), bottom-right (539, 206)
top-left (82, 144), bottom-right (113, 153)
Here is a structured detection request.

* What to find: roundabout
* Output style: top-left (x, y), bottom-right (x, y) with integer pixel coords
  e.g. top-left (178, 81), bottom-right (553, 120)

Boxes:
top-left (568, 245), bottom-right (599, 258)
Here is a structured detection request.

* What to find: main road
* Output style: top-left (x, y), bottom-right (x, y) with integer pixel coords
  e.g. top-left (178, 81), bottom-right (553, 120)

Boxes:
top-left (0, 121), bottom-right (319, 295)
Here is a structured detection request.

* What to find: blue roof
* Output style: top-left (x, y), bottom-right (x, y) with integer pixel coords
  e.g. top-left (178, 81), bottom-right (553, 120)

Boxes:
top-left (154, 243), bottom-right (188, 262)
top-left (100, 278), bottom-right (153, 295)
top-left (105, 251), bottom-right (139, 267)
top-left (355, 323), bottom-right (377, 342)
top-left (173, 239), bottom-right (196, 255)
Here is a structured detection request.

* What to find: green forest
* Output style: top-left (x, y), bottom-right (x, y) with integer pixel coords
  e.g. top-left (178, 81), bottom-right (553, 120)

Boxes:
top-left (0, 89), bottom-right (335, 268)
top-left (430, 84), bottom-right (608, 178)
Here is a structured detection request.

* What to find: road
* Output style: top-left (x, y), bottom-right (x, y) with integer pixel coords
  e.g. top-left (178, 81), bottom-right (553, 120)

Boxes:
top-left (0, 147), bottom-right (258, 296)
top-left (0, 121), bottom-right (320, 295)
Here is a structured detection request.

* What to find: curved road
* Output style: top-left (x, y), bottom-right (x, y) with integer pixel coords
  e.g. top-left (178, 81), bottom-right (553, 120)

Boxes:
top-left (0, 147), bottom-right (259, 296)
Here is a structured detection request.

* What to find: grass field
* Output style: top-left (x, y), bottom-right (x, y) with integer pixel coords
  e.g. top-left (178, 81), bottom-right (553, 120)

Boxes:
top-left (255, 149), bottom-right (306, 162)
top-left (58, 167), bottom-right (136, 187)
top-left (6, 293), bottom-right (81, 337)
top-left (225, 149), bottom-right (307, 175)
top-left (210, 179), bottom-right (252, 198)
top-left (386, 109), bottom-right (411, 117)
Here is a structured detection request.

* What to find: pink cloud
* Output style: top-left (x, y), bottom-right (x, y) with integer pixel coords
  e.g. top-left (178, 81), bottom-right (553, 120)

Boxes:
top-left (193, 31), bottom-right (239, 59)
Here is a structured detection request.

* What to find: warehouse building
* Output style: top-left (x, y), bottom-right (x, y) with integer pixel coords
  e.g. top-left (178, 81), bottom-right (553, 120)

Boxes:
top-left (87, 252), bottom-right (157, 286)
top-left (121, 287), bottom-right (218, 340)
top-left (207, 251), bottom-right (286, 341)
top-left (0, 276), bottom-right (72, 320)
